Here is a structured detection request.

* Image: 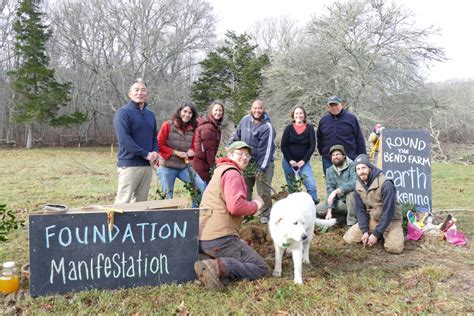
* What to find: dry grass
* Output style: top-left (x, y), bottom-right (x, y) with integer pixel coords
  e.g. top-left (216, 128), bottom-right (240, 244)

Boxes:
top-left (0, 147), bottom-right (473, 314)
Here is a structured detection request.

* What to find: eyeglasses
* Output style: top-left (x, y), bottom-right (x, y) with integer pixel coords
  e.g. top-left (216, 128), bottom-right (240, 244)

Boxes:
top-left (233, 151), bottom-right (251, 159)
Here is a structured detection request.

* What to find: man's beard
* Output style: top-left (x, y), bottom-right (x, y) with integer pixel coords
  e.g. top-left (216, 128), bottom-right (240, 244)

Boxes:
top-left (359, 173), bottom-right (369, 183)
top-left (332, 158), bottom-right (344, 167)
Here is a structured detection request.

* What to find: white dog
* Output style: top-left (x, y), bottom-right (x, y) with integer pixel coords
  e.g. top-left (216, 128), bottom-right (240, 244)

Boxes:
top-left (269, 192), bottom-right (336, 284)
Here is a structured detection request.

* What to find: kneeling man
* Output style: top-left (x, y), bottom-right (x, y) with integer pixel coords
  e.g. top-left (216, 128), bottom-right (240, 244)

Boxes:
top-left (316, 144), bottom-right (357, 226)
top-left (194, 141), bottom-right (270, 289)
top-left (343, 154), bottom-right (404, 254)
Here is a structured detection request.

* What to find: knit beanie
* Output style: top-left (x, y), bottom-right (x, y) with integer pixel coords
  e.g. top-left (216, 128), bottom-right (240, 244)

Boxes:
top-left (354, 154), bottom-right (374, 169)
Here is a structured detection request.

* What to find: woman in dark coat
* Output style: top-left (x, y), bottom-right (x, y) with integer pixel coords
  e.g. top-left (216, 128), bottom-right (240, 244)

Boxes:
top-left (192, 100), bottom-right (225, 183)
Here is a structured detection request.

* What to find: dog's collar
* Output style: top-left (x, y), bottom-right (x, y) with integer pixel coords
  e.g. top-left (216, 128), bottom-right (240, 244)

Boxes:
top-left (282, 241), bottom-right (291, 248)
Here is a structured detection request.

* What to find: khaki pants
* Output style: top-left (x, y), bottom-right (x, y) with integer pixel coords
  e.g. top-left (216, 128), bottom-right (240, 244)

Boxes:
top-left (343, 219), bottom-right (404, 254)
top-left (115, 166), bottom-right (153, 204)
top-left (245, 162), bottom-right (274, 219)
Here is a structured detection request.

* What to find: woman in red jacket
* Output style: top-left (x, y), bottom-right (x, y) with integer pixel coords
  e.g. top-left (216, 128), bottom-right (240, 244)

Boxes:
top-left (192, 100), bottom-right (225, 183)
top-left (157, 101), bottom-right (206, 206)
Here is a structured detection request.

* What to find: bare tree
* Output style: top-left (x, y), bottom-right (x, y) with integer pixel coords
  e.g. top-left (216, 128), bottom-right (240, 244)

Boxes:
top-left (262, 0), bottom-right (446, 133)
top-left (47, 0), bottom-right (216, 143)
top-left (428, 80), bottom-right (474, 144)
top-left (0, 0), bottom-right (18, 143)
top-left (249, 16), bottom-right (302, 55)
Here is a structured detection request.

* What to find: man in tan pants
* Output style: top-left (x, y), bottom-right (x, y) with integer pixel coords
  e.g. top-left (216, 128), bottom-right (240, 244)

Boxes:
top-left (113, 79), bottom-right (158, 204)
top-left (343, 154), bottom-right (404, 254)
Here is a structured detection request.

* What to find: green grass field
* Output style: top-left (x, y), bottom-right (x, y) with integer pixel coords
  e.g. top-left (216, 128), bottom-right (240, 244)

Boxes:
top-left (1, 148), bottom-right (473, 314)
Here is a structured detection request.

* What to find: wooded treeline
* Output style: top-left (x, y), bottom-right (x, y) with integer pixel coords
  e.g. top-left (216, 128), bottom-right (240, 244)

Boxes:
top-left (1, 0), bottom-right (472, 155)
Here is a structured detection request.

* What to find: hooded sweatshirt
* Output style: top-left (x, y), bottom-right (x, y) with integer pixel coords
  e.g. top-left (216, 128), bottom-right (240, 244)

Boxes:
top-left (228, 113), bottom-right (276, 172)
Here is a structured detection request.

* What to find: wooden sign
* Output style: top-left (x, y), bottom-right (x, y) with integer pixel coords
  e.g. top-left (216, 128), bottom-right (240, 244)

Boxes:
top-left (29, 206), bottom-right (198, 297)
top-left (381, 128), bottom-right (432, 211)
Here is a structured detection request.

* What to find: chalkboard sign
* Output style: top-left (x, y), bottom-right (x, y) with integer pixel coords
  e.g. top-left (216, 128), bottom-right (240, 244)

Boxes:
top-left (381, 128), bottom-right (432, 211)
top-left (29, 208), bottom-right (199, 297)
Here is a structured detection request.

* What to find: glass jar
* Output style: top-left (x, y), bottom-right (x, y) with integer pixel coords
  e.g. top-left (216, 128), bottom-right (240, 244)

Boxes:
top-left (0, 261), bottom-right (20, 294)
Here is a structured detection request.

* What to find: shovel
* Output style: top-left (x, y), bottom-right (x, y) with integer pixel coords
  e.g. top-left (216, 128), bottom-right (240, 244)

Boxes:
top-left (184, 156), bottom-right (197, 191)
top-left (184, 156), bottom-right (201, 206)
top-left (293, 165), bottom-right (300, 179)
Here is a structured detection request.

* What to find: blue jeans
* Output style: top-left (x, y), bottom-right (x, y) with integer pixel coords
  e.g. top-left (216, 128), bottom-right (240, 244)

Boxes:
top-left (282, 159), bottom-right (318, 203)
top-left (157, 165), bottom-right (206, 207)
top-left (322, 157), bottom-right (332, 176)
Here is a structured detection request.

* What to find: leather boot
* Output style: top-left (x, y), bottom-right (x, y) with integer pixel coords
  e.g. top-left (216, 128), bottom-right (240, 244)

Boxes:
top-left (194, 259), bottom-right (225, 290)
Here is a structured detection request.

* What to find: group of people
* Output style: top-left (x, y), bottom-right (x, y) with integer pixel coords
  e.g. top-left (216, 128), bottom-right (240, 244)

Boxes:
top-left (114, 80), bottom-right (224, 208)
top-left (113, 79), bottom-right (405, 290)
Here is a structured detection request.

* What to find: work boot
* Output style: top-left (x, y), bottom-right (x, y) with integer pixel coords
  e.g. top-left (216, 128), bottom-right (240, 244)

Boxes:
top-left (194, 259), bottom-right (225, 290)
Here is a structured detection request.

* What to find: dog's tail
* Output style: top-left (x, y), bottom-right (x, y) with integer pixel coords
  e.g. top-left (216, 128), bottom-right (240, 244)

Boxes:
top-left (314, 218), bottom-right (337, 228)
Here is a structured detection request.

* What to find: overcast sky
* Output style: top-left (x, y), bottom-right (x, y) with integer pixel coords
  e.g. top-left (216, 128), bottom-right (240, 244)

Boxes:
top-left (208, 0), bottom-right (474, 83)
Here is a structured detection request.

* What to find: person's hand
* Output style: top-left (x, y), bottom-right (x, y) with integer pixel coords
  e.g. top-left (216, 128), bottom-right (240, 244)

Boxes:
top-left (174, 150), bottom-right (186, 158)
top-left (289, 161), bottom-right (299, 172)
top-left (367, 234), bottom-right (378, 247)
top-left (361, 232), bottom-right (369, 246)
top-left (186, 149), bottom-right (194, 158)
top-left (146, 151), bottom-right (158, 161)
top-left (256, 170), bottom-right (264, 181)
top-left (297, 160), bottom-right (305, 168)
top-left (325, 208), bottom-right (333, 220)
top-left (253, 195), bottom-right (264, 211)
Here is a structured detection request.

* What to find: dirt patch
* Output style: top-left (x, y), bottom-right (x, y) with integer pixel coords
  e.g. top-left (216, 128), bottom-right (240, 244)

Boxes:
top-left (241, 222), bottom-right (473, 296)
top-left (240, 224), bottom-right (274, 258)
